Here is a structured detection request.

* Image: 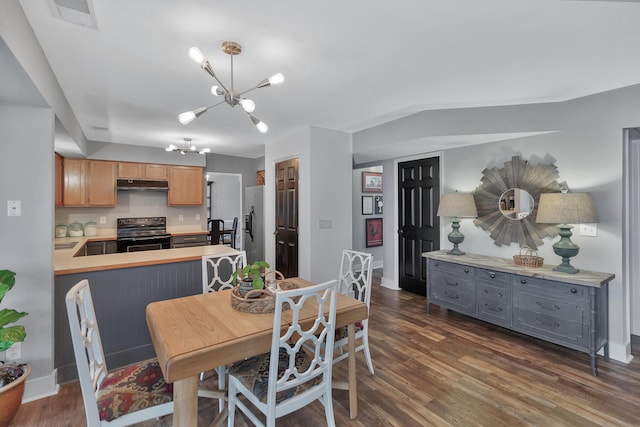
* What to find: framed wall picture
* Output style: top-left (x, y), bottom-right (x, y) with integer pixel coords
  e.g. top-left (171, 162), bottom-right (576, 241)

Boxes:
top-left (362, 196), bottom-right (374, 215)
top-left (362, 172), bottom-right (383, 193)
top-left (374, 195), bottom-right (383, 214)
top-left (365, 218), bottom-right (383, 247)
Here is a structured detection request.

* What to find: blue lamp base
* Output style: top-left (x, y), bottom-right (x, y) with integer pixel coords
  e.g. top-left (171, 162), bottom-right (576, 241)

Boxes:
top-left (447, 217), bottom-right (466, 256)
top-left (552, 224), bottom-right (580, 274)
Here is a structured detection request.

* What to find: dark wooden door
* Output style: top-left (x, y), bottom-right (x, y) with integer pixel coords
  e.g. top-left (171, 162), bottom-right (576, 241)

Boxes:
top-left (398, 157), bottom-right (440, 295)
top-left (275, 158), bottom-right (299, 278)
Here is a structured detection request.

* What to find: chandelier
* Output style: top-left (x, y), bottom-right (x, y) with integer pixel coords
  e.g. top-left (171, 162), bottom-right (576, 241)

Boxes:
top-left (165, 138), bottom-right (210, 155)
top-left (178, 41), bottom-right (284, 134)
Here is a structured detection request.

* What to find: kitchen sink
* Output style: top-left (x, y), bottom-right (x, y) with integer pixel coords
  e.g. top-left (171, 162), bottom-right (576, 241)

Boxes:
top-left (54, 242), bottom-right (78, 250)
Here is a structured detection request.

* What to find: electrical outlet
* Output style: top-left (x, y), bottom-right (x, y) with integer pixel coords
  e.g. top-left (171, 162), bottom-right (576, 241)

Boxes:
top-left (195, 214), bottom-right (200, 221)
top-left (99, 216), bottom-right (107, 224)
top-left (579, 223), bottom-right (598, 237)
top-left (6, 342), bottom-right (21, 361)
top-left (7, 200), bottom-right (21, 217)
top-left (178, 214), bottom-right (184, 221)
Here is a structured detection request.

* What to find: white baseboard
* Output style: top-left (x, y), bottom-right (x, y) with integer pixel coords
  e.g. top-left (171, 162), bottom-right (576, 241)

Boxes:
top-left (372, 260), bottom-right (383, 270)
top-left (608, 341), bottom-right (633, 364)
top-left (23, 369), bottom-right (59, 403)
top-left (380, 277), bottom-right (398, 290)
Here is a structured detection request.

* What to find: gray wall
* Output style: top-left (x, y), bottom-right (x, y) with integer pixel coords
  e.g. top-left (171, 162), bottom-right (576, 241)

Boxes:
top-left (0, 105), bottom-right (57, 399)
top-left (352, 166), bottom-right (384, 268)
top-left (354, 83), bottom-right (640, 364)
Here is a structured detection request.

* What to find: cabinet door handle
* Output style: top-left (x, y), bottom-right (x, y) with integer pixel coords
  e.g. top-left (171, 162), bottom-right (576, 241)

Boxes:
top-left (445, 279), bottom-right (459, 287)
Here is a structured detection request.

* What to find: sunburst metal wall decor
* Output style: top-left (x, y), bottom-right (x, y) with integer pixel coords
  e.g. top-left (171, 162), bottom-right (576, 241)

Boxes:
top-left (473, 156), bottom-right (562, 249)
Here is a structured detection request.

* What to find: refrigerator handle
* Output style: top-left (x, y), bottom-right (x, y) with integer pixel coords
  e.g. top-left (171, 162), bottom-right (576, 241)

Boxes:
top-left (245, 207), bottom-right (254, 242)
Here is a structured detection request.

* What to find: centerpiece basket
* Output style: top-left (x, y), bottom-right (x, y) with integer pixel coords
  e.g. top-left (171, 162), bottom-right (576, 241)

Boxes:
top-left (230, 271), bottom-right (300, 313)
top-left (513, 245), bottom-right (544, 268)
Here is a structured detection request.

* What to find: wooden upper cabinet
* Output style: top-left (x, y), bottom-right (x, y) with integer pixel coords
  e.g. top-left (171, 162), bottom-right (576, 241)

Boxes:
top-left (55, 153), bottom-right (63, 207)
top-left (168, 166), bottom-right (204, 206)
top-left (63, 158), bottom-right (87, 207)
top-left (87, 160), bottom-right (117, 206)
top-left (63, 159), bottom-right (116, 207)
top-left (118, 162), bottom-right (168, 180)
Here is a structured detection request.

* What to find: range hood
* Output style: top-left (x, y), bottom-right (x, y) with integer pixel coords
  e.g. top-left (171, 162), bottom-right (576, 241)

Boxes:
top-left (116, 179), bottom-right (168, 191)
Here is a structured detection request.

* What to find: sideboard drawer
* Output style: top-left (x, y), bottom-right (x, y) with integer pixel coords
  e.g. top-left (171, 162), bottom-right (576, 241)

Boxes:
top-left (477, 281), bottom-right (511, 325)
top-left (476, 268), bottom-right (510, 284)
top-left (513, 309), bottom-right (588, 347)
top-left (430, 271), bottom-right (475, 315)
top-left (512, 275), bottom-right (586, 299)
top-left (430, 260), bottom-right (474, 278)
top-left (514, 290), bottom-right (586, 324)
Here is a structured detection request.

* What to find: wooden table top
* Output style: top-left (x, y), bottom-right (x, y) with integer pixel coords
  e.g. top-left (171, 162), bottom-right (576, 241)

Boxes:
top-left (146, 277), bottom-right (368, 383)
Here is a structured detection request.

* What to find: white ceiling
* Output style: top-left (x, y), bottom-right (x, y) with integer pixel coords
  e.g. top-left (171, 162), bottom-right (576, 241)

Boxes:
top-left (14, 0), bottom-right (640, 160)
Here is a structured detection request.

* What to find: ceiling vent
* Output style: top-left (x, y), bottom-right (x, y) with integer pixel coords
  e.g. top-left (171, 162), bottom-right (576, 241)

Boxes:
top-left (48, 0), bottom-right (97, 29)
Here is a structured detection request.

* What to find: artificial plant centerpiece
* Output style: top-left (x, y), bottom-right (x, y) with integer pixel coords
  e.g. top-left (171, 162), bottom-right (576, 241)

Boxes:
top-left (0, 269), bottom-right (30, 426)
top-left (232, 260), bottom-right (270, 296)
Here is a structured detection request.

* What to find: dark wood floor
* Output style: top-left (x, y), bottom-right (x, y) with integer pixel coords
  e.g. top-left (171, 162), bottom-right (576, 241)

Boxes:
top-left (12, 272), bottom-right (640, 426)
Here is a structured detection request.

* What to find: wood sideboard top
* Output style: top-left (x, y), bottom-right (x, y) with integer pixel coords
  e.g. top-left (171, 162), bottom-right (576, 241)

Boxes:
top-left (423, 250), bottom-right (615, 288)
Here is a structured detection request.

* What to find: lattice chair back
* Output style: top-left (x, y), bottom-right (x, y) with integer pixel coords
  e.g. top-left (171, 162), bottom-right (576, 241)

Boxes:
top-left (339, 249), bottom-right (373, 307)
top-left (66, 279), bottom-right (108, 423)
top-left (227, 280), bottom-right (339, 426)
top-left (65, 279), bottom-right (173, 426)
top-left (202, 251), bottom-right (247, 293)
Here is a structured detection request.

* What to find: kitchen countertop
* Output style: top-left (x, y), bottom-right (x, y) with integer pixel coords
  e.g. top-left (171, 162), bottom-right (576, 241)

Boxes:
top-left (54, 230), bottom-right (236, 276)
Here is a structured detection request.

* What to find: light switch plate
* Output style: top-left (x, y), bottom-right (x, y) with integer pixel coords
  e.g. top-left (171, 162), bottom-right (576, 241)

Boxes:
top-left (319, 219), bottom-right (332, 229)
top-left (579, 223), bottom-right (598, 237)
top-left (7, 200), bottom-right (21, 216)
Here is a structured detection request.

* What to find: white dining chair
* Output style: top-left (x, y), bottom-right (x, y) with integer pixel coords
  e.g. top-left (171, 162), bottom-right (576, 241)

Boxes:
top-left (227, 279), bottom-right (339, 427)
top-left (65, 279), bottom-right (173, 426)
top-left (334, 249), bottom-right (375, 375)
top-left (201, 251), bottom-right (247, 412)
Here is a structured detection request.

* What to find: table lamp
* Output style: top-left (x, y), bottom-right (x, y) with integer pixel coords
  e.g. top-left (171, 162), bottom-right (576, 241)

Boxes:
top-left (437, 192), bottom-right (478, 255)
top-left (536, 192), bottom-right (597, 274)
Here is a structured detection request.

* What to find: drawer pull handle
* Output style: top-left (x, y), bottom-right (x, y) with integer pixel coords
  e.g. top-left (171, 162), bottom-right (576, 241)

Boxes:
top-left (520, 279), bottom-right (527, 284)
top-left (490, 273), bottom-right (496, 279)
top-left (484, 289), bottom-right (488, 293)
top-left (183, 237), bottom-right (197, 241)
top-left (445, 279), bottom-right (459, 287)
top-left (536, 317), bottom-right (560, 329)
top-left (536, 301), bottom-right (560, 311)
top-left (434, 262), bottom-right (439, 266)
top-left (464, 268), bottom-right (469, 273)
top-left (485, 304), bottom-right (503, 313)
top-left (444, 291), bottom-right (459, 300)
top-left (570, 288), bottom-right (578, 294)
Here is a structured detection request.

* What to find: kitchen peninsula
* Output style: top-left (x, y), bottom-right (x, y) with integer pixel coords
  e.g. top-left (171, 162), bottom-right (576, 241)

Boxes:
top-left (54, 240), bottom-right (240, 382)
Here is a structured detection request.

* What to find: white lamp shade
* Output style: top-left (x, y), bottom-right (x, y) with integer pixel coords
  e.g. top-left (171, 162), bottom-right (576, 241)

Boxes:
top-left (536, 192), bottom-right (597, 224)
top-left (437, 193), bottom-right (478, 218)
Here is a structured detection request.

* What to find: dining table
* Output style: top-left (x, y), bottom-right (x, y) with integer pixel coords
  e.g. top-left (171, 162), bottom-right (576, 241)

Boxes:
top-left (146, 276), bottom-right (369, 426)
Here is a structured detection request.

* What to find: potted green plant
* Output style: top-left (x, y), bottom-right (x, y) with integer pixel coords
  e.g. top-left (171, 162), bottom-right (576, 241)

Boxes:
top-left (0, 269), bottom-right (30, 426)
top-left (232, 260), bottom-right (270, 296)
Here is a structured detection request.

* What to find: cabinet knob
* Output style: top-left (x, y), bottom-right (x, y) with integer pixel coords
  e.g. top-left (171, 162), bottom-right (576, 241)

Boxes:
top-left (464, 268), bottom-right (469, 273)
top-left (520, 279), bottom-right (527, 284)
top-left (490, 273), bottom-right (496, 279)
top-left (570, 288), bottom-right (577, 294)
top-left (434, 262), bottom-right (439, 267)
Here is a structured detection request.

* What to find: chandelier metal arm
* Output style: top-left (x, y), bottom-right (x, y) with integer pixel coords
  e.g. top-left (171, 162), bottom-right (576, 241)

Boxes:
top-left (201, 61), bottom-right (231, 94)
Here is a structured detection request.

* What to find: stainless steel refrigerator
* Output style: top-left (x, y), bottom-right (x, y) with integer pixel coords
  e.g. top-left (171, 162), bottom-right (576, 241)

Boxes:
top-left (243, 185), bottom-right (264, 264)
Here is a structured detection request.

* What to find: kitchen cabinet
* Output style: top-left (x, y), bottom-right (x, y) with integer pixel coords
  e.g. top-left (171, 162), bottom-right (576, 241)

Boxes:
top-left (63, 158), bottom-right (117, 207)
top-left (424, 250), bottom-right (614, 376)
top-left (55, 153), bottom-right (63, 207)
top-left (118, 162), bottom-right (168, 180)
top-left (172, 234), bottom-right (209, 248)
top-left (168, 166), bottom-right (204, 206)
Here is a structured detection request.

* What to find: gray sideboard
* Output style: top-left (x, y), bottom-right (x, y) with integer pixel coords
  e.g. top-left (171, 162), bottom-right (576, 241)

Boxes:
top-left (423, 250), bottom-right (614, 376)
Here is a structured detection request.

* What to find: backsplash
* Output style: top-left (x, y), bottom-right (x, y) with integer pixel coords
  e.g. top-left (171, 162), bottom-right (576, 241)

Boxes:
top-left (55, 191), bottom-right (207, 235)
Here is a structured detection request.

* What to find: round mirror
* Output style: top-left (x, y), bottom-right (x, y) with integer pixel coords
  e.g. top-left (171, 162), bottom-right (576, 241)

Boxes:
top-left (499, 188), bottom-right (535, 220)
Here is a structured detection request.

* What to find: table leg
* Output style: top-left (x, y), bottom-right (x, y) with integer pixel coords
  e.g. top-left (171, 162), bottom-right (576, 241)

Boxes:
top-left (347, 323), bottom-right (358, 419)
top-left (174, 375), bottom-right (198, 427)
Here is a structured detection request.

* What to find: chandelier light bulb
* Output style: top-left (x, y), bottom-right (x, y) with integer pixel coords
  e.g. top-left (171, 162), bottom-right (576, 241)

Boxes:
top-left (188, 47), bottom-right (204, 64)
top-left (199, 147), bottom-right (211, 154)
top-left (211, 85), bottom-right (223, 96)
top-left (256, 121), bottom-right (268, 133)
top-left (166, 144), bottom-right (177, 151)
top-left (268, 73), bottom-right (285, 86)
top-left (178, 111), bottom-right (196, 125)
top-left (239, 98), bottom-right (256, 113)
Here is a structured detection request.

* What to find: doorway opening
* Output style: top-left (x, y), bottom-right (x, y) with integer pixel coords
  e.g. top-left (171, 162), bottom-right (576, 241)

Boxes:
top-left (207, 172), bottom-right (243, 249)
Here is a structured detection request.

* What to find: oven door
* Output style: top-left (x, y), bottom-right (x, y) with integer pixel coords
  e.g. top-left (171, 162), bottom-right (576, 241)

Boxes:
top-left (117, 235), bottom-right (171, 253)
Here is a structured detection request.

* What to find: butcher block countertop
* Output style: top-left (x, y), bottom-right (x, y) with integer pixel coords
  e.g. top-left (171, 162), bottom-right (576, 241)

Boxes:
top-left (54, 228), bottom-right (236, 276)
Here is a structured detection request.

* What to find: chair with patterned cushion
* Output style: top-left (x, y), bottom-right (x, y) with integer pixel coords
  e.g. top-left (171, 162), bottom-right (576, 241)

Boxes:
top-left (65, 279), bottom-right (173, 426)
top-left (227, 279), bottom-right (339, 427)
top-left (334, 249), bottom-right (375, 375)
top-left (201, 251), bottom-right (247, 411)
